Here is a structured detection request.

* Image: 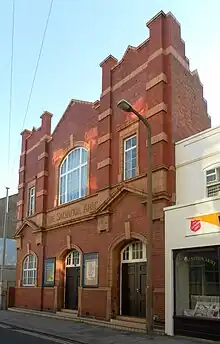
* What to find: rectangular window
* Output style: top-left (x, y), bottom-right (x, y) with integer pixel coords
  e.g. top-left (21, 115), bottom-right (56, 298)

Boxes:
top-left (174, 247), bottom-right (220, 319)
top-left (124, 135), bottom-right (137, 180)
top-left (28, 187), bottom-right (35, 216)
top-left (206, 168), bottom-right (220, 197)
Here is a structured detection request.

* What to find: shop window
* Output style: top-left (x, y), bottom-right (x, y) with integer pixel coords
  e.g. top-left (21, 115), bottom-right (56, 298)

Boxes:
top-left (124, 135), bottom-right (137, 180)
top-left (59, 147), bottom-right (88, 205)
top-left (206, 168), bottom-right (220, 197)
top-left (22, 254), bottom-right (37, 286)
top-left (174, 247), bottom-right (220, 319)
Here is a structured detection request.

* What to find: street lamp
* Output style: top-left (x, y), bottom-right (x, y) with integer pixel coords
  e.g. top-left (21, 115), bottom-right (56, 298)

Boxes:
top-left (117, 99), bottom-right (153, 334)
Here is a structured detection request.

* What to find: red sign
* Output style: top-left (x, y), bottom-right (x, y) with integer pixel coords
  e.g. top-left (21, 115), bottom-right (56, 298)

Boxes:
top-left (190, 220), bottom-right (201, 232)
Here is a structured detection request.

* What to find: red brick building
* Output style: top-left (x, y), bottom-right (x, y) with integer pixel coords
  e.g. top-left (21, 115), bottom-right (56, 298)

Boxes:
top-left (14, 11), bottom-right (210, 325)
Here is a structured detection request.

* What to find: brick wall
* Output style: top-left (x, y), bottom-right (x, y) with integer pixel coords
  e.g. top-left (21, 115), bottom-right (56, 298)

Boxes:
top-left (171, 57), bottom-right (211, 142)
top-left (14, 10), bottom-right (211, 320)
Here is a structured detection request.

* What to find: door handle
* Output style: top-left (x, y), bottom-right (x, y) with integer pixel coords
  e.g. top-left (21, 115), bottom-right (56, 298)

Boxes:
top-left (136, 288), bottom-right (140, 293)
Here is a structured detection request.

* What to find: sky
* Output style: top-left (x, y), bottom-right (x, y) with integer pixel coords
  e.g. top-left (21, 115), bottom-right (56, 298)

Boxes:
top-left (0, 0), bottom-right (220, 198)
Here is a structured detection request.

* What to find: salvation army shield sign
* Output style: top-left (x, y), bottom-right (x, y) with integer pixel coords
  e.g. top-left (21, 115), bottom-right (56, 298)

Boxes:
top-left (190, 219), bottom-right (201, 232)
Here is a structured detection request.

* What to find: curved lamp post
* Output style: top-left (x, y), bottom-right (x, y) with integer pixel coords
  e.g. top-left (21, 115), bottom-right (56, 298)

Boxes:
top-left (117, 99), bottom-right (153, 334)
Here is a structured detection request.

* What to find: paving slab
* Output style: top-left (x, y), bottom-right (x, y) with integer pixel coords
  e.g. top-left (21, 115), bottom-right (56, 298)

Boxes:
top-left (0, 310), bottom-right (214, 344)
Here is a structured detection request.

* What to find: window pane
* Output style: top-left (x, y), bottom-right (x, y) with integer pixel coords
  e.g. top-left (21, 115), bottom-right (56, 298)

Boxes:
top-left (125, 160), bottom-right (132, 173)
top-left (23, 258), bottom-right (28, 270)
top-left (206, 169), bottom-right (216, 176)
top-left (132, 158), bottom-right (136, 169)
top-left (124, 143), bottom-right (137, 180)
top-left (207, 175), bottom-right (217, 183)
top-left (125, 170), bottom-right (132, 180)
top-left (125, 138), bottom-right (132, 150)
top-left (68, 149), bottom-right (80, 170)
top-left (61, 159), bottom-right (67, 175)
top-left (207, 183), bottom-right (220, 197)
top-left (132, 148), bottom-right (136, 159)
top-left (81, 149), bottom-right (88, 164)
top-left (22, 254), bottom-right (36, 286)
top-left (125, 150), bottom-right (132, 162)
top-left (59, 175), bottom-right (66, 204)
top-left (123, 246), bottom-right (129, 261)
top-left (131, 136), bottom-right (136, 147)
top-left (175, 248), bottom-right (220, 319)
top-left (67, 170), bottom-right (79, 201)
top-left (81, 165), bottom-right (87, 197)
top-left (59, 148), bottom-right (88, 204)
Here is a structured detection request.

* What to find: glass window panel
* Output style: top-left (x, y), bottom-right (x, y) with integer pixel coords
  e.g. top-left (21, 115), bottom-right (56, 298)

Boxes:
top-left (23, 259), bottom-right (28, 270)
top-left (125, 170), bottom-right (132, 180)
top-left (131, 136), bottom-right (136, 147)
top-left (73, 169), bottom-right (80, 199)
top-left (125, 150), bottom-right (132, 162)
top-left (131, 158), bottom-right (136, 169)
top-left (81, 149), bottom-right (88, 164)
top-left (131, 168), bottom-right (136, 178)
top-left (123, 246), bottom-right (129, 261)
top-left (59, 148), bottom-right (88, 204)
top-left (68, 149), bottom-right (80, 170)
top-left (125, 161), bottom-right (132, 173)
top-left (81, 165), bottom-right (87, 197)
top-left (175, 248), bottom-right (220, 319)
top-left (60, 175), bottom-right (66, 204)
top-left (125, 138), bottom-right (132, 150)
top-left (131, 148), bottom-right (136, 159)
top-left (207, 174), bottom-right (217, 183)
top-left (22, 254), bottom-right (36, 286)
top-left (61, 159), bottom-right (67, 175)
top-left (206, 169), bottom-right (216, 175)
top-left (28, 270), bottom-right (33, 278)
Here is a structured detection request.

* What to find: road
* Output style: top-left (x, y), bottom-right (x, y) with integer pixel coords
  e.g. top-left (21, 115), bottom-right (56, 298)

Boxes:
top-left (0, 324), bottom-right (75, 344)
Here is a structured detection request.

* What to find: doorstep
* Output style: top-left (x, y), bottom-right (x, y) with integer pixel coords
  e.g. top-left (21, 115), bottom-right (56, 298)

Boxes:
top-left (8, 308), bottom-right (164, 334)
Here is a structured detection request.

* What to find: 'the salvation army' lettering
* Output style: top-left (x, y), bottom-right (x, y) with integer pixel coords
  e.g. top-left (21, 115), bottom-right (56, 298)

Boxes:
top-left (47, 201), bottom-right (98, 225)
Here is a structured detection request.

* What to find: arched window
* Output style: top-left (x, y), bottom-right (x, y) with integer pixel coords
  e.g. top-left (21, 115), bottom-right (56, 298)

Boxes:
top-left (66, 250), bottom-right (80, 267)
top-left (59, 147), bottom-right (88, 205)
top-left (121, 241), bottom-right (147, 263)
top-left (22, 254), bottom-right (37, 286)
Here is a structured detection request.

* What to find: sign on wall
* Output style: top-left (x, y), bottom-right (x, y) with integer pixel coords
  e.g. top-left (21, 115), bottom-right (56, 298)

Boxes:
top-left (83, 253), bottom-right (98, 287)
top-left (186, 212), bottom-right (220, 237)
top-left (0, 239), bottom-right (16, 266)
top-left (43, 257), bottom-right (56, 287)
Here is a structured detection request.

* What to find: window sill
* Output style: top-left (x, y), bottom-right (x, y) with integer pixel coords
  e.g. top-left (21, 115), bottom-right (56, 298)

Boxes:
top-left (54, 193), bottom-right (98, 211)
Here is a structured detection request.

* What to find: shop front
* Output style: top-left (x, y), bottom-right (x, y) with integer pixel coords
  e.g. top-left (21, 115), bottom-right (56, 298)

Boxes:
top-left (165, 197), bottom-right (220, 341)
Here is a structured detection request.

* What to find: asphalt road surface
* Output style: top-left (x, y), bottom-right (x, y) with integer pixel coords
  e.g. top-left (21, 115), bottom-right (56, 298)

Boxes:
top-left (0, 323), bottom-right (75, 344)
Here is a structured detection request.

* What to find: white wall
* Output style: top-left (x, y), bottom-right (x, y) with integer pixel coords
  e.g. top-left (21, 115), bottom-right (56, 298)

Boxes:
top-left (164, 197), bottom-right (220, 336)
top-left (175, 126), bottom-right (220, 204)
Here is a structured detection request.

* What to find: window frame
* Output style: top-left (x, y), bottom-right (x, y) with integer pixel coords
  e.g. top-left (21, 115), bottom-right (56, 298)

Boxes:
top-left (173, 246), bottom-right (220, 318)
top-left (59, 147), bottom-right (88, 205)
top-left (28, 186), bottom-right (35, 217)
top-left (205, 167), bottom-right (220, 198)
top-left (121, 241), bottom-right (147, 263)
top-left (66, 250), bottom-right (81, 267)
top-left (123, 135), bottom-right (137, 181)
top-left (22, 254), bottom-right (37, 287)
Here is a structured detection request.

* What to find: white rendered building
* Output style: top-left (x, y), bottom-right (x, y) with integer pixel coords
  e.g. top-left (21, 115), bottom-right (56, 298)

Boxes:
top-left (165, 126), bottom-right (220, 341)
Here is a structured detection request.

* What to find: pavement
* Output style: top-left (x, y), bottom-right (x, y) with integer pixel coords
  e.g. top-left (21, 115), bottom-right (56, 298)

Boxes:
top-left (0, 324), bottom-right (72, 344)
top-left (0, 310), bottom-right (215, 344)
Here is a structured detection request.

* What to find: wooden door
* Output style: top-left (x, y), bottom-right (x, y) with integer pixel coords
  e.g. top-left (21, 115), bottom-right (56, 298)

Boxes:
top-left (65, 267), bottom-right (80, 310)
top-left (122, 262), bottom-right (146, 317)
top-left (137, 262), bottom-right (146, 317)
